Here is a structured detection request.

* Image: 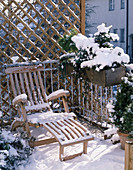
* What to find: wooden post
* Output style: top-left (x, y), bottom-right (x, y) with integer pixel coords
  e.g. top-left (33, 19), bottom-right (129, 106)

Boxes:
top-left (125, 142), bottom-right (130, 170)
top-left (80, 0), bottom-right (86, 35)
top-left (125, 141), bottom-right (133, 170)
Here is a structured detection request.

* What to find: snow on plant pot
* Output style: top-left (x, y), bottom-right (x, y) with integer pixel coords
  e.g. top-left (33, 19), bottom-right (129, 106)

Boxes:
top-left (108, 73), bottom-right (133, 149)
top-left (59, 23), bottom-right (129, 86)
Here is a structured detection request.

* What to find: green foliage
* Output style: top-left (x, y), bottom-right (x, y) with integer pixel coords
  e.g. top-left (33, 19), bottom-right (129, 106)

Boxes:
top-left (74, 49), bottom-right (91, 74)
top-left (111, 74), bottom-right (133, 134)
top-left (58, 29), bottom-right (78, 52)
top-left (95, 32), bottom-right (113, 48)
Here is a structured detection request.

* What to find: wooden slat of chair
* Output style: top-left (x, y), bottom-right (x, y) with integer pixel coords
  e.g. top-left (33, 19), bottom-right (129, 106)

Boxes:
top-left (33, 71), bottom-right (44, 104)
top-left (14, 73), bottom-right (21, 95)
top-left (51, 122), bottom-right (73, 140)
top-left (37, 71), bottom-right (47, 102)
top-left (58, 120), bottom-right (79, 139)
top-left (28, 72), bottom-right (38, 105)
top-left (19, 73), bottom-right (26, 94)
top-left (10, 74), bottom-right (17, 97)
top-left (64, 119), bottom-right (84, 137)
top-left (56, 121), bottom-right (77, 139)
top-left (46, 122), bottom-right (70, 140)
top-left (68, 118), bottom-right (88, 133)
top-left (65, 119), bottom-right (87, 135)
top-left (24, 72), bottom-right (34, 105)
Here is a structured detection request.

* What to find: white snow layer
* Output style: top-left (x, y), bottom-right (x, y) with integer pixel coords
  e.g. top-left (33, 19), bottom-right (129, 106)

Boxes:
top-left (27, 111), bottom-right (76, 124)
top-left (1, 130), bottom-right (16, 143)
top-left (46, 89), bottom-right (69, 100)
top-left (104, 128), bottom-right (117, 137)
top-left (71, 23), bottom-right (129, 71)
top-left (12, 94), bottom-right (27, 105)
top-left (18, 135), bottom-right (124, 170)
top-left (25, 103), bottom-right (50, 112)
top-left (111, 134), bottom-right (120, 143)
top-left (106, 101), bottom-right (115, 113)
top-left (81, 47), bottom-right (129, 71)
top-left (9, 145), bottom-right (18, 156)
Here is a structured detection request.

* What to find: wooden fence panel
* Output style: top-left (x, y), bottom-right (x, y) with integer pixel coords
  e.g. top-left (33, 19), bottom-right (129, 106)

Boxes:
top-left (0, 0), bottom-right (84, 62)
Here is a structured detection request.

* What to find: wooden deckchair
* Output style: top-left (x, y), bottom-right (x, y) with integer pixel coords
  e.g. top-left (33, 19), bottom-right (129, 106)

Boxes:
top-left (5, 64), bottom-right (94, 161)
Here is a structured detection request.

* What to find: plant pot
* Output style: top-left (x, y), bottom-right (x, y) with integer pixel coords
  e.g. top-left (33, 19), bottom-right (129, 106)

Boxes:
top-left (117, 131), bottom-right (133, 150)
top-left (86, 66), bottom-right (126, 87)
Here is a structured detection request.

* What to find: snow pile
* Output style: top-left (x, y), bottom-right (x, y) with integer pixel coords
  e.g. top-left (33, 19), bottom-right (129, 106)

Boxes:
top-left (81, 47), bottom-right (129, 71)
top-left (106, 100), bottom-right (115, 113)
top-left (18, 135), bottom-right (125, 170)
top-left (1, 130), bottom-right (16, 143)
top-left (111, 134), bottom-right (120, 144)
top-left (104, 128), bottom-right (117, 138)
top-left (71, 23), bottom-right (129, 71)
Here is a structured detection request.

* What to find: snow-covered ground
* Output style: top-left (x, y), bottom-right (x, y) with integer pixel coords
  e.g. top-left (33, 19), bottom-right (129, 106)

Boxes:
top-left (19, 134), bottom-right (124, 170)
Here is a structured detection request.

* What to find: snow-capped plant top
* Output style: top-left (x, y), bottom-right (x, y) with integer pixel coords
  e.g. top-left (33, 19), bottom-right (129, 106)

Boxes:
top-left (94, 23), bottom-right (119, 41)
top-left (70, 23), bottom-right (129, 71)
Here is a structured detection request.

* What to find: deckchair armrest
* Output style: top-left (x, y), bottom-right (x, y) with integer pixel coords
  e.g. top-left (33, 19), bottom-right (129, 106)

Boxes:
top-left (47, 89), bottom-right (70, 101)
top-left (12, 94), bottom-right (28, 106)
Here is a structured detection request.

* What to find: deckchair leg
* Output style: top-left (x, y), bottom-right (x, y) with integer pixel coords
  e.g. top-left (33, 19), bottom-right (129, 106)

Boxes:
top-left (83, 141), bottom-right (88, 154)
top-left (59, 145), bottom-right (64, 161)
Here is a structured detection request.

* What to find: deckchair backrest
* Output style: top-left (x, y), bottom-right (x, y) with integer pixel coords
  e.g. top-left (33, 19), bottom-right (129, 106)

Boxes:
top-left (5, 64), bottom-right (47, 106)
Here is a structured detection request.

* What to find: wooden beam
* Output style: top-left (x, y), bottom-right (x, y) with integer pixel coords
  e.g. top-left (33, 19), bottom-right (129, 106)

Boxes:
top-left (29, 138), bottom-right (57, 147)
top-left (80, 0), bottom-right (86, 35)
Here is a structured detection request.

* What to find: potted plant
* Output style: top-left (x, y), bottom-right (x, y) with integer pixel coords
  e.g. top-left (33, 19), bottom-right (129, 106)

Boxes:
top-left (110, 72), bottom-right (133, 149)
top-left (58, 29), bottom-right (77, 76)
top-left (59, 23), bottom-right (129, 86)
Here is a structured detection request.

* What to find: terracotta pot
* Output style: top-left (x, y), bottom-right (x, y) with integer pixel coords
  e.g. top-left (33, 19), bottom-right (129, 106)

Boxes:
top-left (86, 66), bottom-right (126, 87)
top-left (117, 131), bottom-right (133, 150)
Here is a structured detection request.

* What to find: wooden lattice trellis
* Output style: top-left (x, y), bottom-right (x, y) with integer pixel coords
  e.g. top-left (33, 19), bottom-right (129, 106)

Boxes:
top-left (0, 0), bottom-right (85, 62)
top-left (0, 0), bottom-right (85, 122)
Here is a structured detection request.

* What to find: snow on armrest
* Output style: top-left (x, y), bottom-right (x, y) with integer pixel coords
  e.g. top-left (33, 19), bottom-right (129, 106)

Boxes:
top-left (47, 89), bottom-right (70, 101)
top-left (12, 94), bottom-right (28, 106)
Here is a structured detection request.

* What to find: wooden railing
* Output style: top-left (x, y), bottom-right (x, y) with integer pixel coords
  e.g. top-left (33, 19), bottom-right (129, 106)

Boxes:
top-left (0, 61), bottom-right (117, 126)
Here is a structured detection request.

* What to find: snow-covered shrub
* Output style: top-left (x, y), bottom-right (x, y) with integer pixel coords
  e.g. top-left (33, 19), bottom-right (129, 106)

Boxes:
top-left (59, 23), bottom-right (129, 74)
top-left (0, 128), bottom-right (33, 169)
top-left (109, 73), bottom-right (133, 137)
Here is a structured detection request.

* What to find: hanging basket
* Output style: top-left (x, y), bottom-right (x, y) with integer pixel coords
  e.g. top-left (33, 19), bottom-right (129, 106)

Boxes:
top-left (85, 66), bottom-right (126, 87)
